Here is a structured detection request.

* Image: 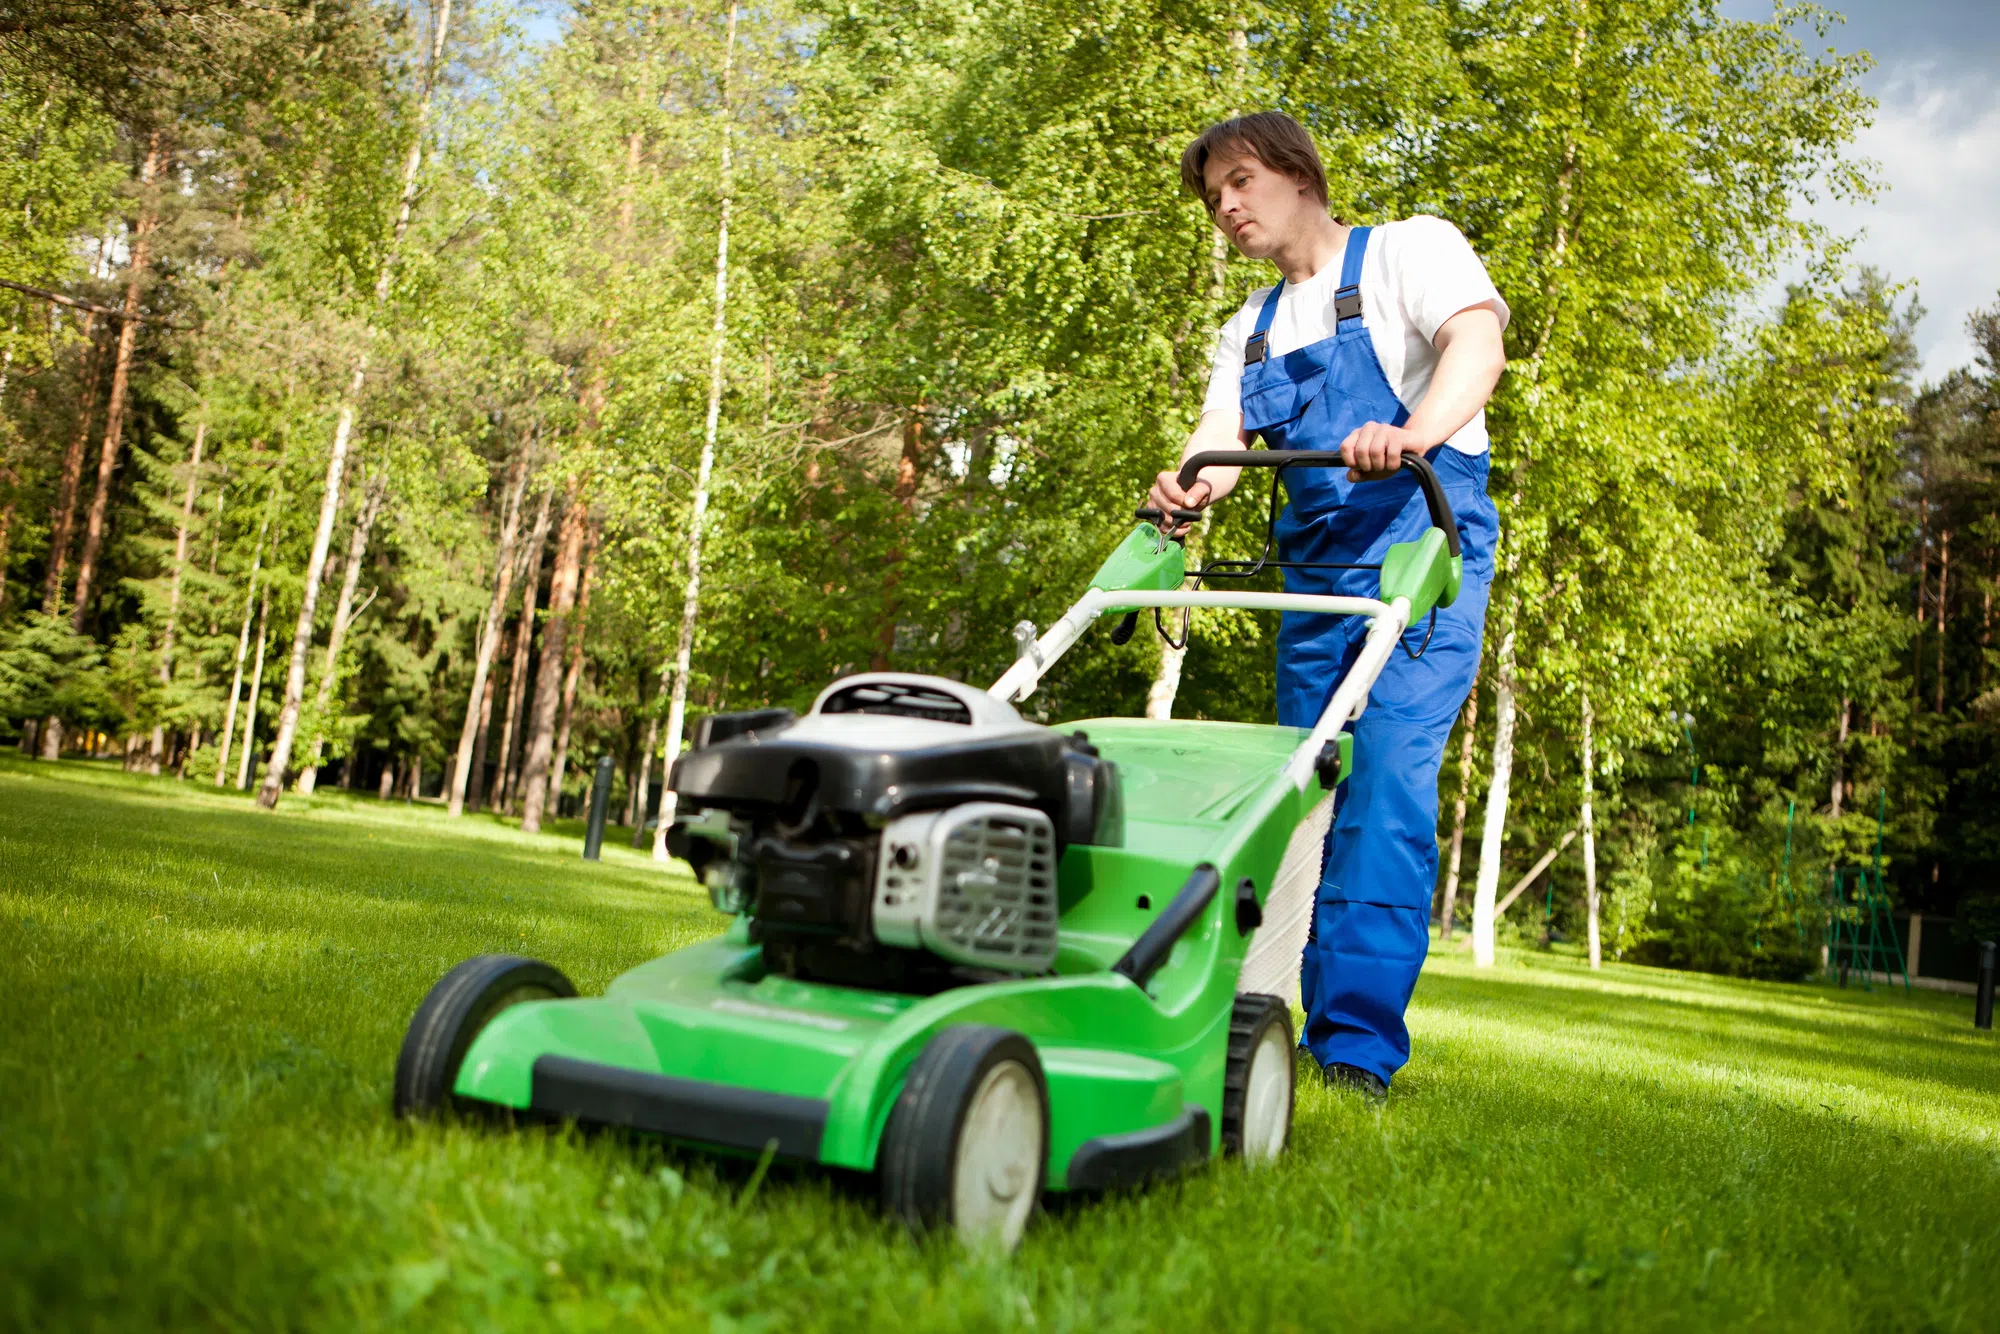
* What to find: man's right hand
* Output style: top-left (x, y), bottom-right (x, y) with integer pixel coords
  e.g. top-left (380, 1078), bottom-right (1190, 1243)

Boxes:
top-left (1150, 411), bottom-right (1251, 534)
top-left (1146, 472), bottom-right (1212, 535)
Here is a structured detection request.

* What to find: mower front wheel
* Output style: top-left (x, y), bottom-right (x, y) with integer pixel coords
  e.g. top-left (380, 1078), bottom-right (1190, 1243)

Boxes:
top-left (394, 954), bottom-right (576, 1117)
top-left (1222, 992), bottom-right (1294, 1161)
top-left (879, 1026), bottom-right (1048, 1252)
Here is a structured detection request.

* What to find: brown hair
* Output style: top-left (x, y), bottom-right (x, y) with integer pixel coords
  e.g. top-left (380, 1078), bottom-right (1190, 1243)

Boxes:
top-left (1180, 112), bottom-right (1330, 213)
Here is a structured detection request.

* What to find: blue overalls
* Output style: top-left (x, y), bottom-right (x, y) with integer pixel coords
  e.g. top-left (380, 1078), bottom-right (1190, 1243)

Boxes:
top-left (1237, 226), bottom-right (1499, 1084)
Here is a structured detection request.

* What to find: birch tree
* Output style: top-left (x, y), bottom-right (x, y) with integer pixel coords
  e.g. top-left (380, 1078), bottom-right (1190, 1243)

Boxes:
top-left (257, 0), bottom-right (456, 810)
top-left (652, 1), bottom-right (739, 857)
top-left (1581, 686), bottom-right (1599, 967)
top-left (215, 507), bottom-right (271, 785)
top-left (148, 417), bottom-right (205, 771)
top-left (448, 453), bottom-right (529, 815)
top-left (294, 464), bottom-right (387, 794)
top-left (1448, 0), bottom-right (1867, 963)
top-left (518, 478), bottom-right (587, 833)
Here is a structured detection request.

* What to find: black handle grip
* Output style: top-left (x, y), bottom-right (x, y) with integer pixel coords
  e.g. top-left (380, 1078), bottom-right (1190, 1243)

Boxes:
top-left (1176, 449), bottom-right (1460, 558)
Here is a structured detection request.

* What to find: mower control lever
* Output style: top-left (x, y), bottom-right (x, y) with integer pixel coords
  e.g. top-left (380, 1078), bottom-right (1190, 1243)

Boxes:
top-left (1133, 505), bottom-right (1205, 528)
top-left (1176, 449), bottom-right (1460, 558)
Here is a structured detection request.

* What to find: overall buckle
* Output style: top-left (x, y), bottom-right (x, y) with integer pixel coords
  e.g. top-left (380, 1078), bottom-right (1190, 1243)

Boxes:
top-left (1334, 285), bottom-right (1363, 323)
top-left (1244, 331), bottom-right (1268, 366)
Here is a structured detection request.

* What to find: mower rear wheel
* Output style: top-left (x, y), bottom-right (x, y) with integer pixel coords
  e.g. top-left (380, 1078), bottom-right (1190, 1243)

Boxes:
top-left (879, 1026), bottom-right (1048, 1252)
top-left (394, 954), bottom-right (575, 1118)
top-left (1222, 993), bottom-right (1294, 1161)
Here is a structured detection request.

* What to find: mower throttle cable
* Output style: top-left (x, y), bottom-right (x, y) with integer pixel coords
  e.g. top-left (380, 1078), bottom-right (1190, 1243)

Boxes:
top-left (1136, 455), bottom-right (1451, 656)
top-left (1402, 606), bottom-right (1438, 660)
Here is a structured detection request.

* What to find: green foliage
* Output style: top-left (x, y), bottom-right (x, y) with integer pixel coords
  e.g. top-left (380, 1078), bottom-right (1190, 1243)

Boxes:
top-left (0, 0), bottom-right (1993, 972)
top-left (0, 611), bottom-right (112, 728)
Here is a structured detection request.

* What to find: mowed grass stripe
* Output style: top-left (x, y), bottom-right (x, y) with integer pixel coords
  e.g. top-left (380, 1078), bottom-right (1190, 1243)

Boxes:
top-left (2, 753), bottom-right (1995, 1333)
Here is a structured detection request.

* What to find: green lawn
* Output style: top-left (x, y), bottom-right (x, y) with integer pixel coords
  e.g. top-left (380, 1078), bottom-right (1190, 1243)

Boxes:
top-left (3, 754), bottom-right (1996, 1333)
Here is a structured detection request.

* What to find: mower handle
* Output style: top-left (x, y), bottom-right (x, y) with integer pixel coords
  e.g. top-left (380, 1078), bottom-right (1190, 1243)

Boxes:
top-left (1177, 449), bottom-right (1460, 558)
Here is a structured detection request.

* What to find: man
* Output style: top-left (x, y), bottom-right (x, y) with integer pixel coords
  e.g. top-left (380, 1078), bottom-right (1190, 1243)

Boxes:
top-left (1149, 112), bottom-right (1506, 1099)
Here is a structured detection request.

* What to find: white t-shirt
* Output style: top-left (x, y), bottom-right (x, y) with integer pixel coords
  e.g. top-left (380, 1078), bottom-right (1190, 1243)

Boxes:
top-left (1202, 215), bottom-right (1509, 455)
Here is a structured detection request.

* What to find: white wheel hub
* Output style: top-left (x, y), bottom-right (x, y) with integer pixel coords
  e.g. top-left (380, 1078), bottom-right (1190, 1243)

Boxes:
top-left (951, 1059), bottom-right (1042, 1250)
top-left (1240, 1022), bottom-right (1293, 1162)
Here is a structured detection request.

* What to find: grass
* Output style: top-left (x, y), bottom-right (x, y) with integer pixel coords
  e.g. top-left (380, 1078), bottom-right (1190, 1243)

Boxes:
top-left (3, 752), bottom-right (1997, 1333)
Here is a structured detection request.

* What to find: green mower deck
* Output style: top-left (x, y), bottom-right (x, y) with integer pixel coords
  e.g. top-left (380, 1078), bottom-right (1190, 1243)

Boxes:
top-left (451, 719), bottom-right (1333, 1189)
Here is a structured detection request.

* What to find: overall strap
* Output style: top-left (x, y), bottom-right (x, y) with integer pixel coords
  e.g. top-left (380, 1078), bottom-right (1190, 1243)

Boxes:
top-left (1335, 225), bottom-right (1371, 328)
top-left (1244, 279), bottom-right (1284, 367)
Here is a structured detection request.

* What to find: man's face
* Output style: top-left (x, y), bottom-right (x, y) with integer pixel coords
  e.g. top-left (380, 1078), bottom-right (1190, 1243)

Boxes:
top-left (1202, 145), bottom-right (1318, 259)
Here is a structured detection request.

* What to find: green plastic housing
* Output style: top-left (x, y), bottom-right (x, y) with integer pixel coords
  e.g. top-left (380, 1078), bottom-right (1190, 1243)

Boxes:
top-left (452, 719), bottom-right (1332, 1190)
top-left (1089, 524), bottom-right (1186, 603)
top-left (1376, 528), bottom-right (1462, 618)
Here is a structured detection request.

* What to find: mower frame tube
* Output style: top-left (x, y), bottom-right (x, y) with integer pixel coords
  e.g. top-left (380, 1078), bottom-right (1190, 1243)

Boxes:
top-left (987, 586), bottom-right (1412, 804)
top-left (988, 588), bottom-right (1390, 705)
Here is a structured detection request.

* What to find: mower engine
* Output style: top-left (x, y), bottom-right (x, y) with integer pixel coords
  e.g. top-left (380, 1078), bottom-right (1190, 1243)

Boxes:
top-left (665, 674), bottom-right (1121, 990)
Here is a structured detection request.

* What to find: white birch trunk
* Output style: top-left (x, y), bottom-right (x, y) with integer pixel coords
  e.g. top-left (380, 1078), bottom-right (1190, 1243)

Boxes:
top-left (1582, 687), bottom-right (1600, 970)
top-left (655, 3), bottom-right (739, 862)
top-left (238, 587), bottom-right (271, 790)
top-left (1830, 696), bottom-right (1849, 819)
top-left (449, 459), bottom-right (529, 815)
top-left (1439, 687), bottom-right (1477, 940)
top-left (215, 512), bottom-right (270, 785)
top-left (256, 379), bottom-right (357, 805)
top-left (297, 469), bottom-right (387, 794)
top-left (632, 704), bottom-right (660, 848)
top-left (1471, 623), bottom-right (1517, 968)
top-left (259, 0), bottom-right (451, 810)
top-left (1145, 638), bottom-right (1185, 720)
top-left (152, 419), bottom-right (206, 771)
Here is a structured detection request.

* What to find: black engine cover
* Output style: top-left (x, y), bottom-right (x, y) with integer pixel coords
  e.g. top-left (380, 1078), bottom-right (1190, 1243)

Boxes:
top-left (667, 675), bottom-right (1122, 990)
top-left (669, 721), bottom-right (1074, 831)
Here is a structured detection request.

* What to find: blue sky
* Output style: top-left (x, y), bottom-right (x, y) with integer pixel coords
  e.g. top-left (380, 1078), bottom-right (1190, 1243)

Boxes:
top-left (1726, 0), bottom-right (1999, 381)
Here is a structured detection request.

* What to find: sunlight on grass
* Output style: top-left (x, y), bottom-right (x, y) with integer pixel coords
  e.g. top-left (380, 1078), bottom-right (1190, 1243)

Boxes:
top-left (3, 753), bottom-right (1996, 1332)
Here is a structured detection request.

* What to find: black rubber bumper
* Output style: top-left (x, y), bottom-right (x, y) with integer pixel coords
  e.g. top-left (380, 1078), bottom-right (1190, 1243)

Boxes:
top-left (1064, 1106), bottom-right (1212, 1191)
top-left (529, 1055), bottom-right (828, 1160)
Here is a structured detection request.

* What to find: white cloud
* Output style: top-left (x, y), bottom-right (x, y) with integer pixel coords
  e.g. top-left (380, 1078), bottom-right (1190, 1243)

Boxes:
top-left (1805, 62), bottom-right (2000, 382)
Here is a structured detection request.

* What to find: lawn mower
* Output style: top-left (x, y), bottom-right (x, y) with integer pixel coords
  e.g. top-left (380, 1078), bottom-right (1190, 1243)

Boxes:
top-left (393, 449), bottom-right (1463, 1251)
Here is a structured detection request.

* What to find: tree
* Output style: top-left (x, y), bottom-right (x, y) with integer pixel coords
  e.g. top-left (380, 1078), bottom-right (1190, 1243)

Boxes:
top-left (258, 0), bottom-right (458, 810)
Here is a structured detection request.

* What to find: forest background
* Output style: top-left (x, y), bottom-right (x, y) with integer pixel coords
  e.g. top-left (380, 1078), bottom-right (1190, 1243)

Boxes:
top-left (0, 0), bottom-right (1994, 976)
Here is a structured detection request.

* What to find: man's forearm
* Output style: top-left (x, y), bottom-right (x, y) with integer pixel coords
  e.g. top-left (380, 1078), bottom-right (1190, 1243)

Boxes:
top-left (1178, 411), bottom-right (1251, 502)
top-left (1400, 311), bottom-right (1506, 450)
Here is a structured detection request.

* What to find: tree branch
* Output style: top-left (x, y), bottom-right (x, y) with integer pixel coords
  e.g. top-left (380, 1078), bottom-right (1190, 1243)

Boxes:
top-left (1494, 823), bottom-right (1581, 917)
top-left (0, 277), bottom-right (190, 328)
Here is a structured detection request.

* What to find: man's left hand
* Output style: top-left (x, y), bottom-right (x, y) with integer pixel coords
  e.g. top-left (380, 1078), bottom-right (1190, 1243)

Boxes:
top-left (1339, 421), bottom-right (1432, 481)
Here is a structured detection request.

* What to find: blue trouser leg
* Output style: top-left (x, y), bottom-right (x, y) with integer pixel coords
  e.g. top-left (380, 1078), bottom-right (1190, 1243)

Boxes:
top-left (1290, 542), bottom-right (1492, 1084)
top-left (1298, 902), bottom-right (1432, 1080)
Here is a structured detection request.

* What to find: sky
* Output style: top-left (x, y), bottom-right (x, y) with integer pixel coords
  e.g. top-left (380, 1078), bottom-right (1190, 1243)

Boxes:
top-left (1724, 0), bottom-right (2000, 382)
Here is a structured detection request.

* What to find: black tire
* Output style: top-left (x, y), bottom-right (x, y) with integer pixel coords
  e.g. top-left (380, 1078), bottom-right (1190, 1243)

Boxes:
top-left (1222, 993), bottom-right (1294, 1159)
top-left (393, 954), bottom-right (576, 1118)
top-left (879, 1026), bottom-right (1049, 1251)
